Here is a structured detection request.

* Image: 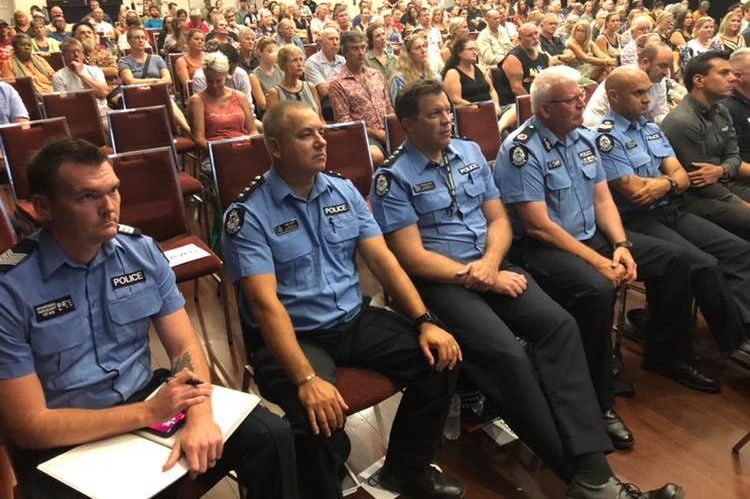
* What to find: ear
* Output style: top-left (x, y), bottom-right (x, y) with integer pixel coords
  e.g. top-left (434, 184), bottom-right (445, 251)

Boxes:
top-left (31, 194), bottom-right (53, 225)
top-left (693, 73), bottom-right (704, 89)
top-left (266, 135), bottom-right (283, 159)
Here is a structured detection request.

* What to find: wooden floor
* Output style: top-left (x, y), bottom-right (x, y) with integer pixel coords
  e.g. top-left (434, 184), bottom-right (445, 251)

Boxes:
top-left (181, 270), bottom-right (750, 499)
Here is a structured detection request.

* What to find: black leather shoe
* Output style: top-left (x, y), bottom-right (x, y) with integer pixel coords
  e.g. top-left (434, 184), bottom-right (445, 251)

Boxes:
top-left (379, 465), bottom-right (466, 498)
top-left (603, 408), bottom-right (634, 449)
top-left (642, 360), bottom-right (721, 393)
top-left (728, 340), bottom-right (750, 370)
top-left (567, 477), bottom-right (684, 498)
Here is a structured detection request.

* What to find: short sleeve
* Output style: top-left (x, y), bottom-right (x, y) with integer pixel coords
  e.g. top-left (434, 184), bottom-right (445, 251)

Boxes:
top-left (0, 284), bottom-right (35, 379)
top-left (369, 169), bottom-right (420, 234)
top-left (143, 237), bottom-right (186, 318)
top-left (6, 86), bottom-right (28, 121)
top-left (597, 133), bottom-right (634, 182)
top-left (346, 180), bottom-right (382, 240)
top-left (494, 141), bottom-right (546, 204)
top-left (221, 204), bottom-right (276, 283)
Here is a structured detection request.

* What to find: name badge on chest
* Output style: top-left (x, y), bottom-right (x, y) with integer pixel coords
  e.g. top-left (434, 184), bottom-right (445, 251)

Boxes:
top-left (275, 219), bottom-right (300, 236)
top-left (414, 181), bottom-right (436, 193)
top-left (111, 270), bottom-right (147, 289)
top-left (34, 296), bottom-right (76, 322)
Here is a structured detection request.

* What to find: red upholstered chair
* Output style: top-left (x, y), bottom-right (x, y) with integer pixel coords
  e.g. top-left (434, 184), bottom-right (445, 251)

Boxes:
top-left (384, 114), bottom-right (406, 156)
top-left (4, 77), bottom-right (42, 121)
top-left (0, 199), bottom-right (16, 253)
top-left (110, 147), bottom-right (233, 344)
top-left (108, 104), bottom-right (204, 198)
top-left (42, 90), bottom-right (109, 149)
top-left (208, 135), bottom-right (272, 214)
top-left (583, 83), bottom-right (598, 104)
top-left (516, 94), bottom-right (533, 126)
top-left (38, 52), bottom-right (65, 72)
top-left (145, 28), bottom-right (160, 51)
top-left (123, 46), bottom-right (153, 56)
top-left (119, 83), bottom-right (197, 157)
top-left (303, 43), bottom-right (318, 58)
top-left (0, 118), bottom-right (71, 228)
top-left (322, 120), bottom-right (374, 198)
top-left (453, 101), bottom-right (501, 164)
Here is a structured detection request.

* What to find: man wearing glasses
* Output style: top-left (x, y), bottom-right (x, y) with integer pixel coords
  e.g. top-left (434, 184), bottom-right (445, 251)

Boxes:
top-left (495, 65), bottom-right (718, 457)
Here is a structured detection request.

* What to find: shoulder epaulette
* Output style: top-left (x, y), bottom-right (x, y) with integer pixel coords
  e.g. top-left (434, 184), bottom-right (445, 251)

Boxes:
top-left (452, 135), bottom-right (473, 142)
top-left (597, 120), bottom-right (615, 133)
top-left (380, 145), bottom-right (406, 168)
top-left (117, 224), bottom-right (142, 236)
top-left (513, 125), bottom-right (537, 144)
top-left (0, 238), bottom-right (37, 273)
top-left (322, 170), bottom-right (343, 178)
top-left (236, 175), bottom-right (265, 202)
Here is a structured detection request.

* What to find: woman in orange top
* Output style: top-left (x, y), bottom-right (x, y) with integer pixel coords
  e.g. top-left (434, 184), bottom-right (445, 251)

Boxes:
top-left (174, 28), bottom-right (205, 96)
top-left (0, 33), bottom-right (55, 94)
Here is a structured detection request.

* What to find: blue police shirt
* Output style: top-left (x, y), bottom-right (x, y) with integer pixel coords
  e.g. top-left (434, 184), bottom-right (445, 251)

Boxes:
top-left (222, 168), bottom-right (383, 332)
top-left (369, 138), bottom-right (500, 263)
top-left (0, 228), bottom-right (185, 409)
top-left (494, 117), bottom-right (606, 241)
top-left (595, 111), bottom-right (675, 214)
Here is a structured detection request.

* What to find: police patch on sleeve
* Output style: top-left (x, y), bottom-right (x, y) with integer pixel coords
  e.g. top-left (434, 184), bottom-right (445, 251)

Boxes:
top-left (510, 145), bottom-right (529, 168)
top-left (375, 173), bottom-right (391, 197)
top-left (596, 134), bottom-right (614, 153)
top-left (224, 208), bottom-right (244, 235)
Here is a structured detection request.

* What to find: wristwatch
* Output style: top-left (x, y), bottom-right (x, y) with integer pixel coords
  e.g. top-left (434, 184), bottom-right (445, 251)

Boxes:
top-left (613, 240), bottom-right (633, 249)
top-left (413, 311), bottom-right (438, 328)
top-left (664, 176), bottom-right (678, 195)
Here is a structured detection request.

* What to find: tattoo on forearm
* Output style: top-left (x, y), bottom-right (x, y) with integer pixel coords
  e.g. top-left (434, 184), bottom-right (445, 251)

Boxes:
top-left (172, 352), bottom-right (194, 374)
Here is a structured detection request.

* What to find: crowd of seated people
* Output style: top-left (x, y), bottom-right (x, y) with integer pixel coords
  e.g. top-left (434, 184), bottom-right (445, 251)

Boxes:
top-left (4, 1), bottom-right (750, 498)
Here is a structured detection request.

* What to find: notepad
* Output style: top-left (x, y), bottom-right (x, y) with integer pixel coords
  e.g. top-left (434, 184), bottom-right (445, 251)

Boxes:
top-left (163, 243), bottom-right (211, 268)
top-left (38, 386), bottom-right (261, 499)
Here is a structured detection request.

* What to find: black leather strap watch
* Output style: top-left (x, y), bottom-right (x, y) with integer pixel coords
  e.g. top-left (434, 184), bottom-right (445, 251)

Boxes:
top-left (413, 311), bottom-right (438, 328)
top-left (613, 240), bottom-right (634, 249)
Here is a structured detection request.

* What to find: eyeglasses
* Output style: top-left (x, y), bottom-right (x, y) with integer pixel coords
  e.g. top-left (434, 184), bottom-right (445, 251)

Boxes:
top-left (546, 89), bottom-right (585, 105)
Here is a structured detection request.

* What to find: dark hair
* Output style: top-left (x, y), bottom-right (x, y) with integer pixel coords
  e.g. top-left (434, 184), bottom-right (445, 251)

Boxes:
top-left (28, 138), bottom-right (108, 198)
top-left (176, 8), bottom-right (188, 17)
top-left (684, 50), bottom-right (729, 92)
top-left (11, 33), bottom-right (31, 50)
top-left (216, 42), bottom-right (240, 64)
top-left (441, 37), bottom-right (470, 78)
top-left (365, 21), bottom-right (382, 50)
top-left (341, 29), bottom-right (365, 54)
top-left (394, 79), bottom-right (447, 121)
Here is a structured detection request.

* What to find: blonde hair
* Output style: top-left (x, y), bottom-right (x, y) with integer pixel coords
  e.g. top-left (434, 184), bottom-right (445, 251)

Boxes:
top-left (718, 11), bottom-right (741, 36)
top-left (203, 51), bottom-right (230, 73)
top-left (277, 44), bottom-right (303, 68)
top-left (691, 16), bottom-right (714, 38)
top-left (391, 32), bottom-right (437, 88)
top-left (568, 20), bottom-right (593, 48)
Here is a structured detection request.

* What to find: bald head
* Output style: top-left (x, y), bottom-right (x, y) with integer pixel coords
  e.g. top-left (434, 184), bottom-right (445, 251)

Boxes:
top-left (606, 67), bottom-right (652, 119)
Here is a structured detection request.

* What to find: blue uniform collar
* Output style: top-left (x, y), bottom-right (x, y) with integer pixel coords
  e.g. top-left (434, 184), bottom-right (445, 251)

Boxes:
top-left (531, 116), bottom-right (581, 148)
top-left (402, 138), bottom-right (466, 171)
top-left (267, 166), bottom-right (332, 204)
top-left (604, 111), bottom-right (646, 132)
top-left (37, 229), bottom-right (121, 279)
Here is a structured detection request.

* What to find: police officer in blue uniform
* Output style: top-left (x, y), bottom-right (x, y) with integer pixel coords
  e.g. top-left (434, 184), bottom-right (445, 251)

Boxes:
top-left (0, 138), bottom-right (299, 499)
top-left (368, 79), bottom-right (685, 499)
top-left (596, 67), bottom-right (750, 370)
top-left (221, 100), bottom-right (465, 499)
top-left (495, 67), bottom-right (719, 405)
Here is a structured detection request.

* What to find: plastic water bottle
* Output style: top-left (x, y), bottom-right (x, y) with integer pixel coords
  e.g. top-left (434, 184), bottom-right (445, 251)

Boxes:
top-left (443, 394), bottom-right (461, 440)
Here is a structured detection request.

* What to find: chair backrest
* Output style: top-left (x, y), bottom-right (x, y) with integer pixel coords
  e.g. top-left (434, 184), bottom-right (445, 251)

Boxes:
top-left (0, 117), bottom-right (70, 200)
top-left (208, 135), bottom-right (272, 213)
top-left (516, 94), bottom-right (533, 126)
top-left (168, 53), bottom-right (185, 102)
top-left (110, 147), bottom-right (188, 241)
top-left (42, 90), bottom-right (106, 147)
top-left (0, 199), bottom-right (17, 253)
top-left (466, 31), bottom-right (479, 40)
top-left (453, 101), bottom-right (501, 163)
top-left (323, 120), bottom-right (373, 198)
top-left (145, 28), bottom-right (160, 51)
top-left (303, 43), bottom-right (318, 58)
top-left (38, 52), bottom-right (65, 72)
top-left (120, 83), bottom-right (178, 135)
top-left (490, 66), bottom-right (503, 101)
top-left (384, 114), bottom-right (405, 156)
top-left (5, 77), bottom-right (42, 121)
top-left (108, 105), bottom-right (174, 154)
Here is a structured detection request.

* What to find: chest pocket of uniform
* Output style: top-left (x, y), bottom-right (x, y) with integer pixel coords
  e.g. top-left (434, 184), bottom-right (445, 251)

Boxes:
top-left (545, 168), bottom-right (572, 190)
top-left (107, 287), bottom-right (163, 360)
top-left (30, 313), bottom-right (89, 390)
top-left (412, 189), bottom-right (452, 214)
top-left (646, 139), bottom-right (672, 159)
top-left (324, 215), bottom-right (359, 263)
top-left (581, 163), bottom-right (598, 180)
top-left (462, 178), bottom-right (486, 199)
top-left (271, 231), bottom-right (315, 290)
